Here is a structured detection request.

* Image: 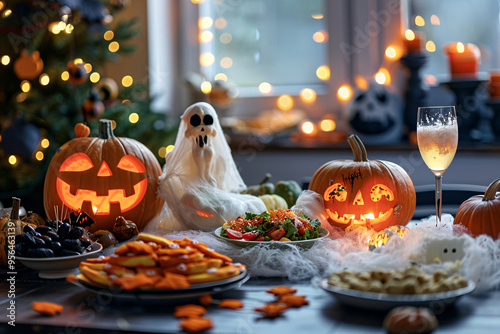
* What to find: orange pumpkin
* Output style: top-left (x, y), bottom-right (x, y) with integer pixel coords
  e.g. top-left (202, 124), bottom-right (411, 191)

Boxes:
top-left (43, 119), bottom-right (164, 232)
top-left (454, 178), bottom-right (500, 239)
top-left (308, 135), bottom-right (416, 231)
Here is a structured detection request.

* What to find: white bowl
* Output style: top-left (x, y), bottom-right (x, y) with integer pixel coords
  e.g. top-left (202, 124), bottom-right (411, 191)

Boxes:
top-left (17, 243), bottom-right (103, 279)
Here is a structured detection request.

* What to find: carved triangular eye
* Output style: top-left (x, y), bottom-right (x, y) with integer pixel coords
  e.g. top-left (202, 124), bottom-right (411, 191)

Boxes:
top-left (203, 114), bottom-right (214, 125)
top-left (117, 155), bottom-right (146, 173)
top-left (190, 114), bottom-right (201, 127)
top-left (59, 153), bottom-right (94, 172)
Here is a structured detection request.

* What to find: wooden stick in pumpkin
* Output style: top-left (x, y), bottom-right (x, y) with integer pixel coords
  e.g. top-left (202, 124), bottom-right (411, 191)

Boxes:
top-left (11, 197), bottom-right (21, 221)
top-left (483, 178), bottom-right (500, 201)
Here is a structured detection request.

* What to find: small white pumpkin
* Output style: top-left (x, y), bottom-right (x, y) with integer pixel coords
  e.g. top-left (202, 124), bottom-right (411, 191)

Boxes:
top-left (259, 194), bottom-right (288, 211)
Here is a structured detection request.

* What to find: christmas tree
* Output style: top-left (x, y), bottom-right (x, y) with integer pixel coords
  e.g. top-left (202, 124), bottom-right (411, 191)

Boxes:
top-left (0, 0), bottom-right (176, 211)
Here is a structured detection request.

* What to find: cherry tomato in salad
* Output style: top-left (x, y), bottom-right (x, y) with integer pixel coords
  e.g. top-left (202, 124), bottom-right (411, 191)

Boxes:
top-left (298, 227), bottom-right (306, 235)
top-left (242, 230), bottom-right (260, 240)
top-left (226, 229), bottom-right (243, 239)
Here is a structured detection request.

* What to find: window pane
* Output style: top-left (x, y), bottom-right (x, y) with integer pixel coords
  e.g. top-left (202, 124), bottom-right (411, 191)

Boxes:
top-left (201, 0), bottom-right (327, 87)
top-left (409, 0), bottom-right (499, 79)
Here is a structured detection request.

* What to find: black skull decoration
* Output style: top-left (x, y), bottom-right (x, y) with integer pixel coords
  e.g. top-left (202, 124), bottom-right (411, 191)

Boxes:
top-left (184, 104), bottom-right (217, 149)
top-left (347, 81), bottom-right (402, 144)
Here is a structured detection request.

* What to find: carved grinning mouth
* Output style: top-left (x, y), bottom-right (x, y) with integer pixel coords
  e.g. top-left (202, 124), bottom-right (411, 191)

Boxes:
top-left (56, 178), bottom-right (147, 215)
top-left (326, 208), bottom-right (393, 225)
top-left (195, 135), bottom-right (208, 149)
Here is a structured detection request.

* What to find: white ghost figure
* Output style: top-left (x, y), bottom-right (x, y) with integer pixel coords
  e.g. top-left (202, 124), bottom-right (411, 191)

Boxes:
top-left (145, 102), bottom-right (266, 233)
top-left (416, 237), bottom-right (466, 264)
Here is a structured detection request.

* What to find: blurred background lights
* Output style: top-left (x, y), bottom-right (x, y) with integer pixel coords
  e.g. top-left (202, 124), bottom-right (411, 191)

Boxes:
top-left (320, 118), bottom-right (336, 132)
top-left (277, 94), bottom-right (293, 111)
top-left (456, 42), bottom-right (465, 53)
top-left (424, 74), bottom-right (437, 86)
top-left (337, 85), bottom-right (351, 100)
top-left (3, 9), bottom-right (12, 17)
top-left (214, 18), bottom-right (227, 29)
top-left (122, 75), bottom-right (133, 87)
top-left (301, 121), bottom-right (316, 134)
top-left (21, 80), bottom-right (31, 92)
top-left (198, 17), bottom-right (213, 29)
top-left (214, 73), bottom-right (227, 81)
top-left (104, 30), bottom-right (114, 41)
top-left (426, 41), bottom-right (436, 52)
top-left (220, 57), bottom-right (233, 69)
top-left (313, 30), bottom-right (328, 43)
top-left (159, 145), bottom-right (175, 158)
top-left (8, 155), bottom-right (17, 165)
top-left (50, 22), bottom-right (61, 34)
top-left (200, 81), bottom-right (212, 94)
top-left (39, 74), bottom-right (50, 86)
top-left (108, 41), bottom-right (119, 52)
top-left (311, 14), bottom-right (324, 19)
top-left (41, 138), bottom-right (50, 148)
top-left (84, 63), bottom-right (92, 73)
top-left (220, 33), bottom-right (232, 44)
top-left (430, 15), bottom-right (440, 25)
top-left (414, 15), bottom-right (425, 26)
top-left (1, 55), bottom-right (10, 65)
top-left (61, 71), bottom-right (69, 81)
top-left (74, 58), bottom-right (83, 65)
top-left (90, 72), bottom-right (100, 83)
top-left (129, 113), bottom-right (139, 123)
top-left (258, 82), bottom-right (272, 94)
top-left (300, 88), bottom-right (316, 103)
top-left (375, 68), bottom-right (391, 85)
top-left (191, 0), bottom-right (206, 4)
top-left (405, 29), bottom-right (415, 41)
top-left (200, 52), bottom-right (215, 66)
top-left (64, 24), bottom-right (74, 34)
top-left (35, 151), bottom-right (44, 161)
top-left (316, 65), bottom-right (330, 80)
top-left (385, 46), bottom-right (397, 59)
top-left (200, 31), bottom-right (213, 43)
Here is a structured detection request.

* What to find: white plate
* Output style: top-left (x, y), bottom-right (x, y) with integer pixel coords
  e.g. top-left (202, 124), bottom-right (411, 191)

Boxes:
top-left (214, 227), bottom-right (329, 248)
top-left (72, 270), bottom-right (250, 303)
top-left (319, 278), bottom-right (476, 311)
top-left (17, 243), bottom-right (103, 279)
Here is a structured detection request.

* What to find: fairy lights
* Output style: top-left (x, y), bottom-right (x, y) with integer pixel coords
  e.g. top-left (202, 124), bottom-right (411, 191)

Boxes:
top-left (122, 75), bottom-right (133, 87)
top-left (277, 94), bottom-right (293, 111)
top-left (258, 82), bottom-right (272, 94)
top-left (300, 88), bottom-right (316, 103)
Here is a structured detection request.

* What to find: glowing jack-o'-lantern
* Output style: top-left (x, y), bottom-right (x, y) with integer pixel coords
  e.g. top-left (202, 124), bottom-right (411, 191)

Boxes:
top-left (43, 119), bottom-right (164, 232)
top-left (309, 135), bottom-right (416, 231)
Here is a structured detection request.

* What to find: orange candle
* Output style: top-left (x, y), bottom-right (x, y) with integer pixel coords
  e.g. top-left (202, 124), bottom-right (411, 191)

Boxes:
top-left (403, 29), bottom-right (425, 54)
top-left (445, 42), bottom-right (481, 79)
top-left (488, 71), bottom-right (500, 98)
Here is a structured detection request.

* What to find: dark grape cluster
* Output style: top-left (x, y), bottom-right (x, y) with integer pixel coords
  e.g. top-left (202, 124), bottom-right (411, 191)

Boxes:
top-left (15, 221), bottom-right (93, 258)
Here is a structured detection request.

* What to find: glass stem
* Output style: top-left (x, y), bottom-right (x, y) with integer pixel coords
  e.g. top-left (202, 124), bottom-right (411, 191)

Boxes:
top-left (435, 173), bottom-right (442, 226)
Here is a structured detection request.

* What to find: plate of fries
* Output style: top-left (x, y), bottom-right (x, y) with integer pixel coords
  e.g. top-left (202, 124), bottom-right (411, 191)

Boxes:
top-left (70, 233), bottom-right (249, 301)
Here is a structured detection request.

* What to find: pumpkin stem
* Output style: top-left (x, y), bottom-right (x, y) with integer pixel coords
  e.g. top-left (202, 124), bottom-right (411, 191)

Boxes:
top-left (99, 119), bottom-right (116, 139)
top-left (347, 134), bottom-right (368, 162)
top-left (260, 173), bottom-right (272, 185)
top-left (10, 197), bottom-right (21, 221)
top-left (483, 178), bottom-right (500, 201)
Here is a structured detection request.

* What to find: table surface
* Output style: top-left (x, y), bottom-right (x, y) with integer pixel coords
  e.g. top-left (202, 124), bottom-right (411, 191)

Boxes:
top-left (1, 267), bottom-right (500, 334)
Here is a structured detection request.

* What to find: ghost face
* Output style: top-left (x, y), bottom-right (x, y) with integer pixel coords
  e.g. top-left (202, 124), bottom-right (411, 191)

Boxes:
top-left (184, 105), bottom-right (217, 149)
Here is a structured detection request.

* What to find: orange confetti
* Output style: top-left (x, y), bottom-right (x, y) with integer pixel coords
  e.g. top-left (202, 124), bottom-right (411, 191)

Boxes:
top-left (266, 286), bottom-right (297, 296)
top-left (199, 294), bottom-right (212, 306)
top-left (179, 317), bottom-right (213, 332)
top-left (254, 302), bottom-right (289, 318)
top-left (218, 299), bottom-right (244, 309)
top-left (278, 295), bottom-right (309, 308)
top-left (174, 304), bottom-right (207, 318)
top-left (32, 302), bottom-right (63, 316)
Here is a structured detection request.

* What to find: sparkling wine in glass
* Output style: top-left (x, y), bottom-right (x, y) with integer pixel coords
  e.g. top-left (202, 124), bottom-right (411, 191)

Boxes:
top-left (417, 106), bottom-right (458, 226)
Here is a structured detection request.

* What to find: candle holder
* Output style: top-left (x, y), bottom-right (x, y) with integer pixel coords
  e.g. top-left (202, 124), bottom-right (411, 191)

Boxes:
top-left (485, 99), bottom-right (500, 141)
top-left (400, 53), bottom-right (428, 136)
top-left (442, 78), bottom-right (487, 141)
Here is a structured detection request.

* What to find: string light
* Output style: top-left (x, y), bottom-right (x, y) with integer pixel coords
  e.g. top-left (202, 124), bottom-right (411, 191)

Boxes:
top-left (41, 138), bottom-right (50, 148)
top-left (64, 24), bottom-right (74, 34)
top-left (39, 73), bottom-right (50, 86)
top-left (122, 75), bottom-right (133, 87)
top-left (8, 155), bottom-right (17, 165)
top-left (35, 151), bottom-right (44, 161)
top-left (84, 63), bottom-right (92, 73)
top-left (90, 72), bottom-right (100, 83)
top-left (313, 30), bottom-right (328, 43)
top-left (456, 42), bottom-right (465, 53)
top-left (426, 41), bottom-right (436, 52)
top-left (129, 113), bottom-right (139, 123)
top-left (320, 119), bottom-right (336, 132)
top-left (166, 145), bottom-right (175, 153)
top-left (300, 88), bottom-right (316, 103)
top-left (375, 68), bottom-right (391, 85)
top-left (277, 94), bottom-right (293, 111)
top-left (404, 29), bottom-right (415, 41)
top-left (104, 30), bottom-right (114, 41)
top-left (312, 14), bottom-right (324, 19)
top-left (316, 65), bottom-right (330, 81)
top-left (200, 52), bottom-right (215, 66)
top-left (355, 76), bottom-right (368, 90)
top-left (49, 22), bottom-right (61, 34)
top-left (220, 57), bottom-right (233, 69)
top-left (301, 121), bottom-right (316, 135)
top-left (16, 93), bottom-right (27, 102)
top-left (1, 55), bottom-right (9, 65)
top-left (158, 147), bottom-right (167, 158)
top-left (337, 85), bottom-right (351, 100)
top-left (199, 31), bottom-right (213, 43)
top-left (198, 17), bottom-right (213, 29)
top-left (0, 2), bottom-right (4, 11)
top-left (258, 82), bottom-right (272, 94)
top-left (74, 58), bottom-right (83, 65)
top-left (215, 18), bottom-right (227, 29)
top-left (21, 80), bottom-right (31, 93)
top-left (109, 41), bottom-right (120, 52)
top-left (385, 46), bottom-right (397, 59)
top-left (220, 33), bottom-right (232, 44)
top-left (3, 9), bottom-right (12, 18)
top-left (214, 73), bottom-right (227, 81)
top-left (57, 21), bottom-right (66, 30)
top-left (415, 15), bottom-right (425, 26)
top-left (430, 15), bottom-right (440, 25)
top-left (191, 0), bottom-right (206, 4)
top-left (201, 81), bottom-right (212, 94)
top-left (61, 71), bottom-right (69, 81)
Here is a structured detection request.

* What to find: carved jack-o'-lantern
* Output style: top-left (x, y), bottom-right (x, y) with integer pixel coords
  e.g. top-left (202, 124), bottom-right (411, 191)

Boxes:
top-left (309, 135), bottom-right (416, 231)
top-left (43, 119), bottom-right (164, 232)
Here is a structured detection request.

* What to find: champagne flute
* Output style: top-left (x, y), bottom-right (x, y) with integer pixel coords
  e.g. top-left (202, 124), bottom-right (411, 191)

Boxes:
top-left (417, 106), bottom-right (458, 226)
